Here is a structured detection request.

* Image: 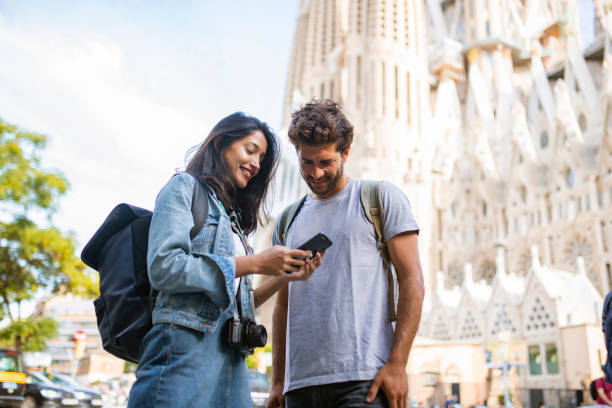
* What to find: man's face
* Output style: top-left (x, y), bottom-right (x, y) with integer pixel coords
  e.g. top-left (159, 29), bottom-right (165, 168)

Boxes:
top-left (297, 142), bottom-right (350, 199)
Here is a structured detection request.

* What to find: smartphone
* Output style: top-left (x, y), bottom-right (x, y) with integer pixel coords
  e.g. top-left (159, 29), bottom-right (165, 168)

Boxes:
top-left (297, 233), bottom-right (333, 255)
top-left (285, 233), bottom-right (332, 274)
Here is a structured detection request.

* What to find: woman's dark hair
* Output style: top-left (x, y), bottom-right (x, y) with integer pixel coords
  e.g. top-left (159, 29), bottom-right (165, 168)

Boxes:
top-left (288, 99), bottom-right (353, 153)
top-left (185, 112), bottom-right (279, 234)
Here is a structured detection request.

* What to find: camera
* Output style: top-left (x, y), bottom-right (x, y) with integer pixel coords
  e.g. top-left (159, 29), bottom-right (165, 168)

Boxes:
top-left (224, 317), bottom-right (267, 351)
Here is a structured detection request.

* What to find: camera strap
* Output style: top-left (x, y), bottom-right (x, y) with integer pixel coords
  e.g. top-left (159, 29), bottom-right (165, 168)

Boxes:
top-left (229, 210), bottom-right (256, 322)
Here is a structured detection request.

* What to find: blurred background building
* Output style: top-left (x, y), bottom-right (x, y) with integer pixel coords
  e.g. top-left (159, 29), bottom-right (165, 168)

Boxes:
top-left (254, 1), bottom-right (612, 407)
top-left (32, 295), bottom-right (124, 384)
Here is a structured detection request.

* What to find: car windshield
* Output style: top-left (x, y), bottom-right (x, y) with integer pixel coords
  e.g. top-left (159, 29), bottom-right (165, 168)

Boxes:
top-left (248, 371), bottom-right (269, 393)
top-left (45, 373), bottom-right (79, 388)
top-left (0, 350), bottom-right (23, 372)
top-left (30, 372), bottom-right (55, 384)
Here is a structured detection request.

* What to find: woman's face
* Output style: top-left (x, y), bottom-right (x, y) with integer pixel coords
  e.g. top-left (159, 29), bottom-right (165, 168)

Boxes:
top-left (223, 130), bottom-right (268, 189)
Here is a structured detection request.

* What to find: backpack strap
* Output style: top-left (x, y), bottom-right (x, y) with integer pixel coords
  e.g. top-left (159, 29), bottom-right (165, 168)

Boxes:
top-left (275, 195), bottom-right (309, 245)
top-left (360, 180), bottom-right (397, 322)
top-left (190, 178), bottom-right (209, 240)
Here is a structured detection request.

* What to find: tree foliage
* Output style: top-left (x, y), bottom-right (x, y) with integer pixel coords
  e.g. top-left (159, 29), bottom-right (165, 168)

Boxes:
top-left (0, 117), bottom-right (97, 351)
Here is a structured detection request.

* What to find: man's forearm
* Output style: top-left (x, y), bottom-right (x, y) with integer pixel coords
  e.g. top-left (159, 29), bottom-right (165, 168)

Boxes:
top-left (387, 272), bottom-right (424, 365)
top-left (271, 286), bottom-right (289, 386)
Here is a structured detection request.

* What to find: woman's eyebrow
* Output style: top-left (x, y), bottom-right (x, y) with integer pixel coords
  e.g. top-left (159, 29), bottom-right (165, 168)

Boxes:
top-left (247, 141), bottom-right (260, 150)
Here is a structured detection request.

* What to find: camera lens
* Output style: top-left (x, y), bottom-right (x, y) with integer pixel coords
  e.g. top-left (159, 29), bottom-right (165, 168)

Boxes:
top-left (245, 323), bottom-right (267, 348)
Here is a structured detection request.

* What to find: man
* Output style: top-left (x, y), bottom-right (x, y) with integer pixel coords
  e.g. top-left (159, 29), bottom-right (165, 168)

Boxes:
top-left (267, 99), bottom-right (424, 408)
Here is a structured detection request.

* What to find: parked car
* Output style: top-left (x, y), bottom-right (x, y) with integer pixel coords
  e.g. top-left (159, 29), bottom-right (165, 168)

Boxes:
top-left (248, 370), bottom-right (270, 408)
top-left (0, 348), bottom-right (26, 407)
top-left (22, 372), bottom-right (83, 408)
top-left (41, 373), bottom-right (102, 407)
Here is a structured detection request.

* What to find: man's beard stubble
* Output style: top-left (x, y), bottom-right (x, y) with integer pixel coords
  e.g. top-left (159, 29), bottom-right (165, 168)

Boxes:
top-left (306, 162), bottom-right (344, 196)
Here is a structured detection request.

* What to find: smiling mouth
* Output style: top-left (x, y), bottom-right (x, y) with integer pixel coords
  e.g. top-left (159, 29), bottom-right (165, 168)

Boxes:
top-left (310, 178), bottom-right (328, 186)
top-left (241, 167), bottom-right (254, 180)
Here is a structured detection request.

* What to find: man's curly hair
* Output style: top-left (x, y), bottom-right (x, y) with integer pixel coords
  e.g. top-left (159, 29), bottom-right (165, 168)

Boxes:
top-left (288, 99), bottom-right (354, 153)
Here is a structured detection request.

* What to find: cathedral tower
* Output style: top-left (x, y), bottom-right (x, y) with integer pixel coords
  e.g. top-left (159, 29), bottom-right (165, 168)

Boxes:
top-left (280, 0), bottom-right (433, 284)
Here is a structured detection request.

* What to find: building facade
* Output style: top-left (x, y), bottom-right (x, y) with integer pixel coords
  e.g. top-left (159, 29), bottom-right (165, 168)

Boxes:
top-left (34, 295), bottom-right (124, 383)
top-left (265, 0), bottom-right (612, 407)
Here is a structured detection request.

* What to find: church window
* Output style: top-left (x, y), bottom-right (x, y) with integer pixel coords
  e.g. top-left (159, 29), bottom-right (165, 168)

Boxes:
top-left (356, 56), bottom-right (362, 106)
top-left (586, 195), bottom-right (591, 210)
top-left (528, 345), bottom-right (542, 375)
top-left (459, 310), bottom-right (482, 340)
top-left (490, 303), bottom-right (517, 336)
top-left (540, 131), bottom-right (549, 148)
top-left (382, 61), bottom-right (386, 116)
top-left (406, 72), bottom-right (411, 124)
top-left (579, 114), bottom-right (587, 133)
top-left (403, 0), bottom-right (409, 47)
top-left (520, 185), bottom-right (527, 203)
top-left (446, 264), bottom-right (464, 288)
top-left (357, 0), bottom-right (362, 34)
top-left (515, 250), bottom-right (531, 276)
top-left (394, 65), bottom-right (399, 119)
top-left (433, 314), bottom-right (451, 340)
top-left (482, 202), bottom-right (487, 217)
top-left (598, 190), bottom-right (603, 207)
top-left (566, 169), bottom-right (575, 188)
top-left (321, 0), bottom-right (328, 63)
top-left (577, 197), bottom-right (582, 213)
top-left (545, 344), bottom-right (559, 374)
top-left (563, 235), bottom-right (595, 277)
top-left (423, 372), bottom-right (438, 387)
top-left (380, 0), bottom-right (386, 38)
top-left (525, 296), bottom-right (555, 333)
top-left (478, 260), bottom-right (495, 284)
top-left (393, 0), bottom-right (398, 41)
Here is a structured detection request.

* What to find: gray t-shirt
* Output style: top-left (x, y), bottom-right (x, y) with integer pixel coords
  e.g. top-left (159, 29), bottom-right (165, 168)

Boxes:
top-left (273, 178), bottom-right (419, 393)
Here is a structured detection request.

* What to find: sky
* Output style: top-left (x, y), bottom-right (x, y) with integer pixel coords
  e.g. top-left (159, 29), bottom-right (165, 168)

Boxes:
top-left (0, 0), bottom-right (600, 252)
top-left (0, 1), bottom-right (300, 251)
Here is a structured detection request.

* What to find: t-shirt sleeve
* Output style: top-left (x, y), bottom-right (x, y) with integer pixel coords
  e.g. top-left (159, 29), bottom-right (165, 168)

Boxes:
top-left (380, 181), bottom-right (419, 240)
top-left (272, 222), bottom-right (281, 246)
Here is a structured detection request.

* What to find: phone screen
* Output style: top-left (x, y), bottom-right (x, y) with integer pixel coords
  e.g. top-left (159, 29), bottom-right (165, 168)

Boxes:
top-left (297, 233), bottom-right (333, 255)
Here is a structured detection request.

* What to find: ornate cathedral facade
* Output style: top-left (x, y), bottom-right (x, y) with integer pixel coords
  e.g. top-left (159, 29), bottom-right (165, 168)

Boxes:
top-left (261, 1), bottom-right (612, 407)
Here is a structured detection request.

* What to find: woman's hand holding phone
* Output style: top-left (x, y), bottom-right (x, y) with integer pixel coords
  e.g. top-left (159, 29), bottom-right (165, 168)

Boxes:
top-left (283, 251), bottom-right (324, 282)
top-left (254, 245), bottom-right (312, 276)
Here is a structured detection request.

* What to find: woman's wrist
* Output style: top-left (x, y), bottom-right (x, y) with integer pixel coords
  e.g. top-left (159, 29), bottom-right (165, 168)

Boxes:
top-left (236, 254), bottom-right (262, 277)
top-left (249, 253), bottom-right (262, 275)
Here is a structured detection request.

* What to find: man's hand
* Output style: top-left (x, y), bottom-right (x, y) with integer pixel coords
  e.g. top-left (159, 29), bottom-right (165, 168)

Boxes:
top-left (266, 383), bottom-right (285, 408)
top-left (366, 362), bottom-right (408, 408)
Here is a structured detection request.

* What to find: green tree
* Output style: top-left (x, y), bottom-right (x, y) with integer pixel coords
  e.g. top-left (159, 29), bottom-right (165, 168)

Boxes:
top-left (0, 117), bottom-right (97, 352)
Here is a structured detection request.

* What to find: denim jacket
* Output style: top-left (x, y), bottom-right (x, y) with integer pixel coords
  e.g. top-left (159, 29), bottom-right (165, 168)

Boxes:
top-left (147, 172), bottom-right (254, 333)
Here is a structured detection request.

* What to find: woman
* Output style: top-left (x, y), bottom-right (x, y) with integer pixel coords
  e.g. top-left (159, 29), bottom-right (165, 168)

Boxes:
top-left (128, 112), bottom-right (322, 407)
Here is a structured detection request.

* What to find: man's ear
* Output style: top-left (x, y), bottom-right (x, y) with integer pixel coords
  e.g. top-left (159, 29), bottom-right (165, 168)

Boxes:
top-left (341, 145), bottom-right (351, 163)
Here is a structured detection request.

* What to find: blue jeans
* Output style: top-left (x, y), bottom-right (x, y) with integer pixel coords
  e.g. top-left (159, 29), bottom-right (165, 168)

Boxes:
top-left (285, 381), bottom-right (389, 408)
top-left (128, 310), bottom-right (252, 408)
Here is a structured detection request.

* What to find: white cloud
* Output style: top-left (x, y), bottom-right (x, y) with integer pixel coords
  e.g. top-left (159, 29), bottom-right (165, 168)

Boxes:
top-left (0, 17), bottom-right (210, 247)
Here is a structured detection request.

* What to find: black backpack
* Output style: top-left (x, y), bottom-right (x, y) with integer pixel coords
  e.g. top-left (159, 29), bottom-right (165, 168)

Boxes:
top-left (81, 177), bottom-right (209, 363)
